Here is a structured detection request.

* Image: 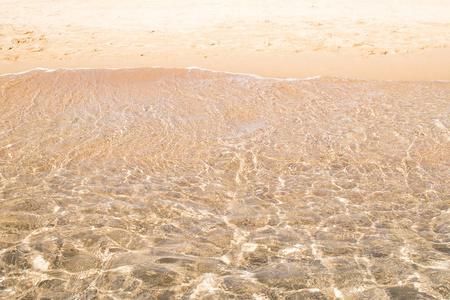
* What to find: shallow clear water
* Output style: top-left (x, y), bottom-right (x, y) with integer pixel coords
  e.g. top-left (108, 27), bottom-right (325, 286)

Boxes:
top-left (0, 68), bottom-right (449, 299)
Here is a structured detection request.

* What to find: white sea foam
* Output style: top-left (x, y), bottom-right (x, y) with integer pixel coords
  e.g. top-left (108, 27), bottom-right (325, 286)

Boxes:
top-left (4, 66), bottom-right (447, 82)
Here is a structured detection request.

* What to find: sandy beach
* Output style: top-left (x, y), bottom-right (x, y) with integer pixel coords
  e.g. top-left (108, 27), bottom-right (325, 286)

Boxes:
top-left (1, 0), bottom-right (450, 79)
top-left (1, 1), bottom-right (450, 299)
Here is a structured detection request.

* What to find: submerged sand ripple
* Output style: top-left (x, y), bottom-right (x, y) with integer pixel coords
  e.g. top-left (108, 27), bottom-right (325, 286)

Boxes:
top-left (0, 68), bottom-right (449, 299)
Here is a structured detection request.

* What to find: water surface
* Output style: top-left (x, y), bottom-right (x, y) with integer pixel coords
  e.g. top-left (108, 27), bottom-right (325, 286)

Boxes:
top-left (0, 68), bottom-right (449, 299)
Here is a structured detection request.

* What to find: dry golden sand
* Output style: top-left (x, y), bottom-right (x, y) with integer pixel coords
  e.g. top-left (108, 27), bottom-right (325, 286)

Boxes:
top-left (1, 0), bottom-right (449, 79)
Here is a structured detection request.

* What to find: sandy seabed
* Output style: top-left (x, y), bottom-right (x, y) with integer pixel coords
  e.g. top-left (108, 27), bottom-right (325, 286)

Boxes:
top-left (0, 67), bottom-right (449, 299)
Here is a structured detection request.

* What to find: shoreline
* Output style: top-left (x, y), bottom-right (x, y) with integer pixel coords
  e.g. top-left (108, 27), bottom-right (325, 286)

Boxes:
top-left (2, 65), bottom-right (450, 84)
top-left (2, 49), bottom-right (449, 81)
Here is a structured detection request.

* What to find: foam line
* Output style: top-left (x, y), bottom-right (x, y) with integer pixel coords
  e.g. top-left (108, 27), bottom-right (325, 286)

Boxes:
top-left (0, 66), bottom-right (449, 82)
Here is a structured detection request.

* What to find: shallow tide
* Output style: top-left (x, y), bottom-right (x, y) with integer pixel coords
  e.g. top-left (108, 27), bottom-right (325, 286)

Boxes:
top-left (0, 68), bottom-right (449, 299)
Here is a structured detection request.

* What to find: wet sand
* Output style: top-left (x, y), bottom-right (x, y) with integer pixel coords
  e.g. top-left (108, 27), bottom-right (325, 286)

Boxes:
top-left (0, 68), bottom-right (449, 299)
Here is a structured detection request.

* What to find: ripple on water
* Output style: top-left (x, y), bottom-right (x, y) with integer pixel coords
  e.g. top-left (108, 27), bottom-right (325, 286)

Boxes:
top-left (0, 67), bottom-right (449, 299)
